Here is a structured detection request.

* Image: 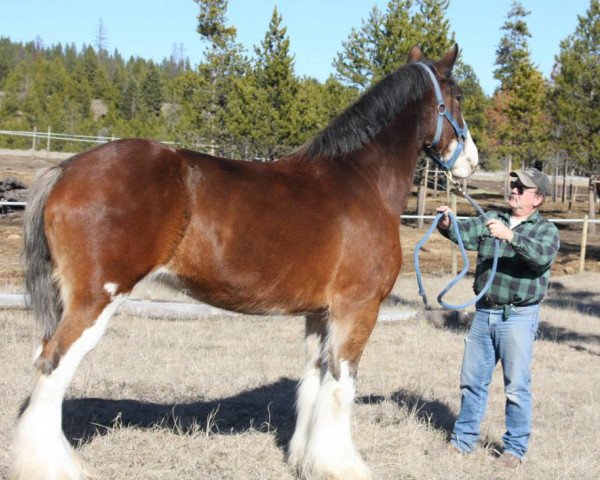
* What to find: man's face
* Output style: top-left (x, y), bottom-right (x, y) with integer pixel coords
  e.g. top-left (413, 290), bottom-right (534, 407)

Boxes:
top-left (508, 179), bottom-right (543, 215)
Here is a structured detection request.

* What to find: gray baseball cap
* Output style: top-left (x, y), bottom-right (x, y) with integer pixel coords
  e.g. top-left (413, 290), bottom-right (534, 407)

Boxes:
top-left (510, 168), bottom-right (550, 196)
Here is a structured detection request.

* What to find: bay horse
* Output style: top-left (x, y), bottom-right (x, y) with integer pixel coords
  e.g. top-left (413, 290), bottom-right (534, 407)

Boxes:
top-left (11, 45), bottom-right (478, 480)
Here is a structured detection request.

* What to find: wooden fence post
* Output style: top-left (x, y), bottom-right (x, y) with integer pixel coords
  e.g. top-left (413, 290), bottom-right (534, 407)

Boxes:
top-left (451, 193), bottom-right (457, 276)
top-left (417, 185), bottom-right (426, 229)
top-left (433, 167), bottom-right (439, 198)
top-left (567, 170), bottom-right (575, 214)
top-left (46, 126), bottom-right (51, 153)
top-left (504, 157), bottom-right (512, 200)
top-left (589, 177), bottom-right (597, 235)
top-left (552, 159), bottom-right (558, 203)
top-left (579, 215), bottom-right (589, 273)
top-left (562, 161), bottom-right (568, 203)
top-left (31, 126), bottom-right (37, 152)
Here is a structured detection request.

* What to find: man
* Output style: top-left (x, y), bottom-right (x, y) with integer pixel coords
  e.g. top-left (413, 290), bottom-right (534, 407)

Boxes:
top-left (436, 168), bottom-right (560, 468)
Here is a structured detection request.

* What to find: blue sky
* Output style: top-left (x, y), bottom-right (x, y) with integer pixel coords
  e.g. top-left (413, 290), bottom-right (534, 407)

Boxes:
top-left (0, 1), bottom-right (592, 95)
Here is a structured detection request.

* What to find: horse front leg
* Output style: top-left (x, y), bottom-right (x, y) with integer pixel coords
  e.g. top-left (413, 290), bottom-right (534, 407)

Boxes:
top-left (287, 313), bottom-right (328, 470)
top-left (298, 302), bottom-right (379, 480)
top-left (10, 293), bottom-right (126, 480)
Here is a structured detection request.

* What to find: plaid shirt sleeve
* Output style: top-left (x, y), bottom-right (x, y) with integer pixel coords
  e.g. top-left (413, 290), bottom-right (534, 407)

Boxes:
top-left (510, 219), bottom-right (560, 272)
top-left (437, 214), bottom-right (487, 250)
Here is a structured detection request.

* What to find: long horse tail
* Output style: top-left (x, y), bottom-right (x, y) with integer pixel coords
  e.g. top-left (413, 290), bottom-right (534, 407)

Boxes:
top-left (23, 166), bottom-right (64, 341)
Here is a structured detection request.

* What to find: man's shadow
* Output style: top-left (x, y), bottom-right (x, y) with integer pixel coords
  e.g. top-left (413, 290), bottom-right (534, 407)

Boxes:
top-left (358, 389), bottom-right (457, 437)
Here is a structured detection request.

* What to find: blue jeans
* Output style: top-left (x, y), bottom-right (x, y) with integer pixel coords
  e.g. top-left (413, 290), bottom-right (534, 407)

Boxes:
top-left (450, 303), bottom-right (540, 459)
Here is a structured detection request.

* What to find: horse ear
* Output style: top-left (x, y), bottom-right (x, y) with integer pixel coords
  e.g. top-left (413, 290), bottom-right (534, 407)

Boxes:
top-left (435, 44), bottom-right (459, 78)
top-left (407, 46), bottom-right (423, 63)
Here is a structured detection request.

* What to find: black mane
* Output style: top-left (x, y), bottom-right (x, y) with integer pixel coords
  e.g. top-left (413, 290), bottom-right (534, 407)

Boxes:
top-left (302, 62), bottom-right (434, 159)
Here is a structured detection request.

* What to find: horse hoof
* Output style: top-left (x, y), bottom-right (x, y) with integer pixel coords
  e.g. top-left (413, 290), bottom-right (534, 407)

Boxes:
top-left (297, 457), bottom-right (372, 480)
top-left (80, 458), bottom-right (101, 479)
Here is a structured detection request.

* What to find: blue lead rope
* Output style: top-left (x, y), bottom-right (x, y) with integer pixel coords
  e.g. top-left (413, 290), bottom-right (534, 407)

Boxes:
top-left (414, 192), bottom-right (500, 310)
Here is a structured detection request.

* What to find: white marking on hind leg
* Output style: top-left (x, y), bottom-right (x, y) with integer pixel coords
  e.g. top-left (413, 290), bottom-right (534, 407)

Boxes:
top-left (301, 361), bottom-right (371, 480)
top-left (10, 295), bottom-right (126, 480)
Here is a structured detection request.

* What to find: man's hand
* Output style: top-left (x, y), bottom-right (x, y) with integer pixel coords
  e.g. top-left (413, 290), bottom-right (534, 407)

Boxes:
top-left (486, 219), bottom-right (514, 242)
top-left (436, 205), bottom-right (452, 230)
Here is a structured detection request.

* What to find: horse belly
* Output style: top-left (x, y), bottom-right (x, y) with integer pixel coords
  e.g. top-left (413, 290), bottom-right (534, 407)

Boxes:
top-left (164, 226), bottom-right (334, 315)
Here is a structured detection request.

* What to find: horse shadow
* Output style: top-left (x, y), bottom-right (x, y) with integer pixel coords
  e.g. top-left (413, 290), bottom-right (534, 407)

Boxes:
top-left (62, 379), bottom-right (459, 450)
top-left (62, 377), bottom-right (298, 450)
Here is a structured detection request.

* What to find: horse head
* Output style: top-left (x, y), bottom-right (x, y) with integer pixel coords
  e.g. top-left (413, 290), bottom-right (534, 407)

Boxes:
top-left (408, 45), bottom-right (479, 179)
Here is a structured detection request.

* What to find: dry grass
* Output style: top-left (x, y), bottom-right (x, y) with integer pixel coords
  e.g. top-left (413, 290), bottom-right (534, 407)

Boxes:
top-left (1, 273), bottom-right (599, 479)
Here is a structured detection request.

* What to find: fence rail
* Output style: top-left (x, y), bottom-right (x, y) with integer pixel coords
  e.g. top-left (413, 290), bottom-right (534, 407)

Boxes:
top-left (0, 128), bottom-right (218, 153)
top-left (0, 129), bottom-right (116, 144)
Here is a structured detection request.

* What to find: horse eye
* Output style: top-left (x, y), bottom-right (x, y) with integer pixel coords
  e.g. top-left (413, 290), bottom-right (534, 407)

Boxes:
top-left (456, 95), bottom-right (462, 102)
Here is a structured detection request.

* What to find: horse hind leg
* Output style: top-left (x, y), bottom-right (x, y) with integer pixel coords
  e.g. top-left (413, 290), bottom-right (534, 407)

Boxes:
top-left (287, 313), bottom-right (328, 470)
top-left (10, 289), bottom-right (126, 480)
top-left (299, 303), bottom-right (379, 480)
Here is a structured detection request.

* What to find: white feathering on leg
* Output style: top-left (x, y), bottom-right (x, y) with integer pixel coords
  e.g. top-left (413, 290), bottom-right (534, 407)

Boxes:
top-left (10, 295), bottom-right (125, 480)
top-left (300, 361), bottom-right (371, 480)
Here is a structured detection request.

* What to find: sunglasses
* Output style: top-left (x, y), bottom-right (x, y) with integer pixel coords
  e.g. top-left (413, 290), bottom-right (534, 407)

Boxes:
top-left (510, 180), bottom-right (537, 195)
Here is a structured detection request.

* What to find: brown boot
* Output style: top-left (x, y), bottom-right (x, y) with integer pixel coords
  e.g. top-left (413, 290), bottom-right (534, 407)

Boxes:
top-left (495, 452), bottom-right (523, 468)
top-left (446, 442), bottom-right (465, 455)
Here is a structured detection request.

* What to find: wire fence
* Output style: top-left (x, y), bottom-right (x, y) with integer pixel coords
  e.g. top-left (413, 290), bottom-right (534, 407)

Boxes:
top-left (0, 127), bottom-right (182, 149)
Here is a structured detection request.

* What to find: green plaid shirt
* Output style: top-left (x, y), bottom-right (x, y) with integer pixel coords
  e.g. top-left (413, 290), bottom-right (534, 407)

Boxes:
top-left (439, 209), bottom-right (560, 306)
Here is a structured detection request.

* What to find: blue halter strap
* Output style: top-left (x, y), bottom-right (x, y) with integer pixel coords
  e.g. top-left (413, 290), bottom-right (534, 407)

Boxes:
top-left (415, 62), bottom-right (468, 172)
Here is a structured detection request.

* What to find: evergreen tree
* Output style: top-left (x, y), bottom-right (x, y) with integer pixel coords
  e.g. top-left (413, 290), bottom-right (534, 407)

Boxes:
top-left (225, 7), bottom-right (299, 159)
top-left (0, 37), bottom-right (19, 86)
top-left (333, 1), bottom-right (415, 89)
top-left (550, 0), bottom-right (600, 172)
top-left (453, 63), bottom-right (490, 161)
top-left (194, 0), bottom-right (248, 152)
top-left (140, 63), bottom-right (163, 117)
top-left (413, 0), bottom-right (455, 59)
top-left (333, 0), bottom-right (455, 89)
top-left (494, 1), bottom-right (532, 89)
top-left (492, 1), bottom-right (549, 168)
top-left (293, 76), bottom-right (359, 147)
top-left (253, 6), bottom-right (298, 159)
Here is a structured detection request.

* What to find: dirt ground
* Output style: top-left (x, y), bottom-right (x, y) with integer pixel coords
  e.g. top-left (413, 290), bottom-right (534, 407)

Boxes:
top-left (1, 152), bottom-right (599, 289)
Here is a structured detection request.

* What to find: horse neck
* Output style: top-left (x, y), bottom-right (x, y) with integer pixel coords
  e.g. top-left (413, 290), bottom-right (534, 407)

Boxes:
top-left (345, 102), bottom-right (428, 220)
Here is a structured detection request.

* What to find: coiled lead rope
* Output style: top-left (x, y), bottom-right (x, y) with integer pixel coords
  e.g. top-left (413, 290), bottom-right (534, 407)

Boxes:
top-left (414, 175), bottom-right (500, 310)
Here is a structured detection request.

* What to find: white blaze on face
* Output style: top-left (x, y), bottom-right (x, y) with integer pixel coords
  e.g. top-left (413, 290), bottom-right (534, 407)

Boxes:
top-left (447, 129), bottom-right (479, 179)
